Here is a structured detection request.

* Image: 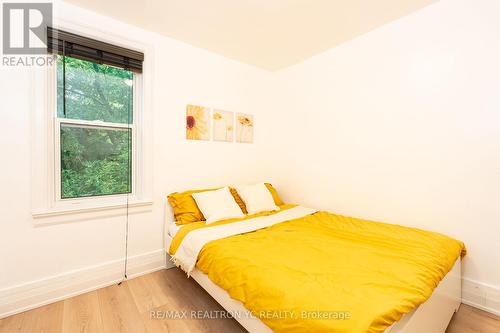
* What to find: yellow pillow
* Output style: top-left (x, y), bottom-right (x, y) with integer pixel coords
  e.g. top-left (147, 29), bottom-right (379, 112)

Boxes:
top-left (230, 188), bottom-right (248, 214)
top-left (265, 183), bottom-right (284, 206)
top-left (168, 187), bottom-right (247, 225)
top-left (168, 183), bottom-right (283, 225)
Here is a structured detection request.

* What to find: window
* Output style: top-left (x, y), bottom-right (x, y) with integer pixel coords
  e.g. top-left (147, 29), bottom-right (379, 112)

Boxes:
top-left (31, 26), bottom-right (152, 222)
top-left (56, 55), bottom-right (134, 199)
top-left (46, 28), bottom-right (145, 203)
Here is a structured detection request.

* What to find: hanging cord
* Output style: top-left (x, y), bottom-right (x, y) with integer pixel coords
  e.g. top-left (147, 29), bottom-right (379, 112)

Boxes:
top-left (119, 188), bottom-right (130, 284)
top-left (118, 198), bottom-right (129, 286)
top-left (118, 71), bottom-right (133, 286)
top-left (120, 183), bottom-right (130, 284)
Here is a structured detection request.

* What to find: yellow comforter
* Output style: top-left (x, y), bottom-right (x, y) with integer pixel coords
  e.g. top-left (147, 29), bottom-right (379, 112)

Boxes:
top-left (173, 211), bottom-right (465, 333)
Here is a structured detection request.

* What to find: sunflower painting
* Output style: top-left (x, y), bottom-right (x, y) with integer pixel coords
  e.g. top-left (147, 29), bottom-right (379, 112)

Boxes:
top-left (213, 110), bottom-right (234, 142)
top-left (236, 113), bottom-right (254, 143)
top-left (186, 104), bottom-right (210, 141)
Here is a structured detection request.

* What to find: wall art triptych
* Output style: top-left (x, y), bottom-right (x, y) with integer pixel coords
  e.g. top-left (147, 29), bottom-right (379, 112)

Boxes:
top-left (186, 104), bottom-right (253, 143)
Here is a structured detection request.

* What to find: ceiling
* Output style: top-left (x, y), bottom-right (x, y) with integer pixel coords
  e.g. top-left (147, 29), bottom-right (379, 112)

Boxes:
top-left (64, 0), bottom-right (436, 71)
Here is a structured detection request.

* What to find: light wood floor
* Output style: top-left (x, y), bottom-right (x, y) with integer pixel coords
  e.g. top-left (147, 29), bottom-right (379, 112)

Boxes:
top-left (1, 268), bottom-right (499, 333)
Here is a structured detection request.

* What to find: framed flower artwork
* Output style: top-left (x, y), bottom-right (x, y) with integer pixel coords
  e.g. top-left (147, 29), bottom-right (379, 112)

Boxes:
top-left (236, 113), bottom-right (254, 143)
top-left (212, 110), bottom-right (234, 142)
top-left (186, 104), bottom-right (210, 141)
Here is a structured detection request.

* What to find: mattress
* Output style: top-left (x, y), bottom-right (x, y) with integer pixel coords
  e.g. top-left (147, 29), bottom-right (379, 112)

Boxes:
top-left (168, 223), bottom-right (181, 237)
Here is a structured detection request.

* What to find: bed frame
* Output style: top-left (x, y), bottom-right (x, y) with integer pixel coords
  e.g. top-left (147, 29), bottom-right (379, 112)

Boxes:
top-left (163, 212), bottom-right (461, 333)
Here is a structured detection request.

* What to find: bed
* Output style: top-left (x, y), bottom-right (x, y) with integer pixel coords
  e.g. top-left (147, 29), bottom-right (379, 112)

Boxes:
top-left (163, 203), bottom-right (464, 333)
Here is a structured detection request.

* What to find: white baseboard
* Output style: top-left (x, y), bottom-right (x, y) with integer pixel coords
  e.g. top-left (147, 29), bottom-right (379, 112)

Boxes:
top-left (462, 277), bottom-right (500, 316)
top-left (0, 249), bottom-right (166, 319)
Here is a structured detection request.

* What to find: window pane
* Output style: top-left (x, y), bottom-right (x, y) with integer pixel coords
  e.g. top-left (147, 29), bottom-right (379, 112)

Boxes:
top-left (57, 55), bottom-right (133, 124)
top-left (60, 124), bottom-right (132, 199)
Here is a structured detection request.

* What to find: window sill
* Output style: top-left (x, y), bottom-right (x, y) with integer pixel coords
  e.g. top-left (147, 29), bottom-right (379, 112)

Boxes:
top-left (32, 199), bottom-right (153, 226)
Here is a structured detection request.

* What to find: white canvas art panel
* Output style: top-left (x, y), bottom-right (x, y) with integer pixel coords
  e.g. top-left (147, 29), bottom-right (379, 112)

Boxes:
top-left (236, 113), bottom-right (253, 143)
top-left (186, 104), bottom-right (210, 141)
top-left (212, 110), bottom-right (234, 142)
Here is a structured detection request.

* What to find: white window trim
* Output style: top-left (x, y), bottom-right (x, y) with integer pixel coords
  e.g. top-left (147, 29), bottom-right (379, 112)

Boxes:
top-left (31, 20), bottom-right (154, 225)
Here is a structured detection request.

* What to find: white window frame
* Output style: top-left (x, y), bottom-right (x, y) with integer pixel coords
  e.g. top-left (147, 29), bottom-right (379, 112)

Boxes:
top-left (31, 21), bottom-right (153, 224)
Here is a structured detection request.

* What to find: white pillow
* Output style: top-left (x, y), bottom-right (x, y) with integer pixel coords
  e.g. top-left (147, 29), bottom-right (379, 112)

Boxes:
top-left (234, 183), bottom-right (280, 215)
top-left (192, 187), bottom-right (245, 224)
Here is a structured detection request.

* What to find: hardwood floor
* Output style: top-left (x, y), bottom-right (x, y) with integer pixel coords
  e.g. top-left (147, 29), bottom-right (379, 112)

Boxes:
top-left (1, 268), bottom-right (498, 332)
top-left (446, 303), bottom-right (500, 333)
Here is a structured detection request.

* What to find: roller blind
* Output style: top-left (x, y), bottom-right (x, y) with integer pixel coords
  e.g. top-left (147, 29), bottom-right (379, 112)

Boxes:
top-left (47, 27), bottom-right (144, 73)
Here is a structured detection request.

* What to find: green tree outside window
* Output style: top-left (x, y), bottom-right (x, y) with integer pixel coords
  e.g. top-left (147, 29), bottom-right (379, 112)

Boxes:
top-left (57, 56), bottom-right (133, 199)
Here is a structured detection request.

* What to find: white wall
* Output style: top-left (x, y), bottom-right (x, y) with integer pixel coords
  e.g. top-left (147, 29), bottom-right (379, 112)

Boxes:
top-left (1, 0), bottom-right (499, 318)
top-left (272, 0), bottom-right (500, 313)
top-left (0, 1), bottom-right (275, 316)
